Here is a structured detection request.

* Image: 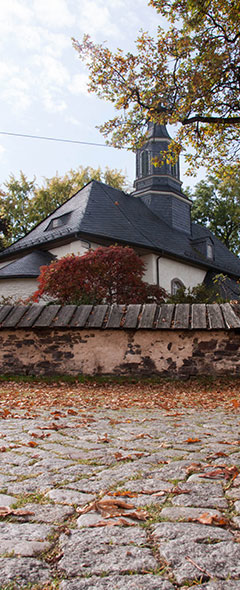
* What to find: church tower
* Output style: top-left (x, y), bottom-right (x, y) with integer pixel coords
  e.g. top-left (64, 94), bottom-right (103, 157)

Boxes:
top-left (133, 122), bottom-right (192, 235)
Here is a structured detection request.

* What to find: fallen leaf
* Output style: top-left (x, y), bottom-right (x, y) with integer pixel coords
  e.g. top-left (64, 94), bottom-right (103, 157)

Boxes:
top-left (171, 486), bottom-right (190, 495)
top-left (27, 441), bottom-right (38, 448)
top-left (97, 433), bottom-right (111, 443)
top-left (183, 437), bottom-right (201, 443)
top-left (135, 433), bottom-right (153, 439)
top-left (189, 512), bottom-right (230, 526)
top-left (231, 399), bottom-right (240, 408)
top-left (0, 506), bottom-right (35, 517)
top-left (108, 491), bottom-right (138, 498)
top-left (90, 518), bottom-right (135, 527)
top-left (185, 462), bottom-right (203, 474)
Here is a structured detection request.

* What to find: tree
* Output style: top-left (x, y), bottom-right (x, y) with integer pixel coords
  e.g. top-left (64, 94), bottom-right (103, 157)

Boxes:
top-left (188, 166), bottom-right (240, 255)
top-left (0, 166), bottom-right (128, 246)
top-left (33, 245), bottom-right (167, 305)
top-left (73, 0), bottom-right (240, 174)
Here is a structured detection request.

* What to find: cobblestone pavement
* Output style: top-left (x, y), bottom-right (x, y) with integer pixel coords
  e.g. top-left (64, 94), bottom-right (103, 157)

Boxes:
top-left (1, 406), bottom-right (240, 589)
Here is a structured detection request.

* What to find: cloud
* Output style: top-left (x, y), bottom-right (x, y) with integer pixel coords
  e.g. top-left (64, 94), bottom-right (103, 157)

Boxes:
top-left (69, 73), bottom-right (89, 96)
top-left (0, 145), bottom-right (6, 159)
top-left (41, 89), bottom-right (67, 113)
top-left (76, 0), bottom-right (121, 39)
top-left (32, 54), bottom-right (70, 87)
top-left (33, 0), bottom-right (75, 29)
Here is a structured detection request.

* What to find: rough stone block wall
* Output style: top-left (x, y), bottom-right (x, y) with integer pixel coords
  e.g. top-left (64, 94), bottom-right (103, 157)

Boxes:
top-left (0, 328), bottom-right (240, 377)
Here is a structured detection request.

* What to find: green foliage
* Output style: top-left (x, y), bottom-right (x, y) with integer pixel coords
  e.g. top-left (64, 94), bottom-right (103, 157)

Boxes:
top-left (189, 166), bottom-right (240, 255)
top-left (73, 0), bottom-right (240, 174)
top-left (167, 278), bottom-right (229, 303)
top-left (33, 245), bottom-right (167, 305)
top-left (0, 166), bottom-right (128, 246)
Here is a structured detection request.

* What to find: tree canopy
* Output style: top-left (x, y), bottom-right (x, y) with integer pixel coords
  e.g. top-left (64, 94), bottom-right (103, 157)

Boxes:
top-left (0, 166), bottom-right (128, 247)
top-left (188, 166), bottom-right (240, 256)
top-left (73, 0), bottom-right (240, 174)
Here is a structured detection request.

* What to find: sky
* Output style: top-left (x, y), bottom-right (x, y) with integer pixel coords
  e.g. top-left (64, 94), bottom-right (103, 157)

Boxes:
top-left (0, 0), bottom-right (204, 192)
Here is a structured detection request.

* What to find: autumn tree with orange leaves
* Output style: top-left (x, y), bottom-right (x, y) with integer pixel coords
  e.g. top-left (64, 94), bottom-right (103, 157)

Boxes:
top-left (73, 0), bottom-right (240, 175)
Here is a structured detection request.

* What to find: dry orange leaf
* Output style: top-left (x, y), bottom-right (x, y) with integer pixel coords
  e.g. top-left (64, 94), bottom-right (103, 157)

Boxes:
top-left (27, 441), bottom-right (38, 448)
top-left (135, 433), bottom-right (153, 439)
top-left (97, 433), bottom-right (110, 443)
top-left (185, 462), bottom-right (203, 474)
top-left (183, 437), bottom-right (201, 443)
top-left (108, 491), bottom-right (138, 498)
top-left (90, 518), bottom-right (135, 527)
top-left (189, 512), bottom-right (230, 526)
top-left (0, 506), bottom-right (35, 517)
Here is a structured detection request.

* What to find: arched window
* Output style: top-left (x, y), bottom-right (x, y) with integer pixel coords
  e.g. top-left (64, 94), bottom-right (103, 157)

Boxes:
top-left (171, 278), bottom-right (185, 295)
top-left (141, 150), bottom-right (149, 176)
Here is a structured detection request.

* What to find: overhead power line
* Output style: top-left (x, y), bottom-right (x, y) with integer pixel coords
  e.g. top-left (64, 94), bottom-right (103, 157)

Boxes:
top-left (0, 130), bottom-right (124, 149)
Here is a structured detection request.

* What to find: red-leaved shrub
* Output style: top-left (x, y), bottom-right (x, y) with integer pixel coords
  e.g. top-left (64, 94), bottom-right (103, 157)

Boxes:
top-left (33, 245), bottom-right (166, 304)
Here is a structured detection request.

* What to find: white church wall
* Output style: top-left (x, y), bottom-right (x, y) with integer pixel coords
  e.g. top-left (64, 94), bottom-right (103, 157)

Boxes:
top-left (0, 279), bottom-right (38, 302)
top-left (158, 257), bottom-right (206, 294)
top-left (141, 254), bottom-right (157, 284)
top-left (49, 240), bottom-right (101, 259)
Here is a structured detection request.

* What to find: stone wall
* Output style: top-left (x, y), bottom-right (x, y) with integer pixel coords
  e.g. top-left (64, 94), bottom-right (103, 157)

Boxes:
top-left (0, 303), bottom-right (240, 377)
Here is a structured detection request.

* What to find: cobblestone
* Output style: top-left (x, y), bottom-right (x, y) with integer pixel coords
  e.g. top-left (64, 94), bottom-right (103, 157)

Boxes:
top-left (0, 406), bottom-right (240, 588)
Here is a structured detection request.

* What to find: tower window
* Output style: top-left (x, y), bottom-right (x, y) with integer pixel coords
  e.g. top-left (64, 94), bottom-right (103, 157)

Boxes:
top-left (141, 150), bottom-right (149, 176)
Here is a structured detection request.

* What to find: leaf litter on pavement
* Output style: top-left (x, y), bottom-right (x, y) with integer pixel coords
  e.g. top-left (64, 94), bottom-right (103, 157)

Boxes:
top-left (0, 377), bottom-right (240, 416)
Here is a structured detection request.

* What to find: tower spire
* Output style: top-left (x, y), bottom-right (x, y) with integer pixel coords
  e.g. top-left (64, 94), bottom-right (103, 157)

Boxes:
top-left (133, 122), bottom-right (192, 235)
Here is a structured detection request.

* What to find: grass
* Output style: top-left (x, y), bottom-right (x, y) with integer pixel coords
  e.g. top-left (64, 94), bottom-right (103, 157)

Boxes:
top-left (0, 373), bottom-right (240, 386)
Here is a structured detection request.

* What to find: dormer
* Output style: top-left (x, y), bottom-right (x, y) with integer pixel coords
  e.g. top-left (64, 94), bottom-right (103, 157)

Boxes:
top-left (192, 236), bottom-right (215, 261)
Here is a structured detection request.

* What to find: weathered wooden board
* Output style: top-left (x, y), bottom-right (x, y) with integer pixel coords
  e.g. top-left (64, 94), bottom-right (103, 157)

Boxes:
top-left (124, 304), bottom-right (141, 329)
top-left (173, 304), bottom-right (190, 329)
top-left (156, 304), bottom-right (174, 329)
top-left (70, 305), bottom-right (93, 328)
top-left (2, 306), bottom-right (29, 328)
top-left (51, 305), bottom-right (77, 327)
top-left (220, 303), bottom-right (240, 329)
top-left (138, 304), bottom-right (157, 329)
top-left (106, 304), bottom-right (125, 329)
top-left (0, 305), bottom-right (13, 324)
top-left (87, 305), bottom-right (108, 328)
top-left (207, 304), bottom-right (225, 329)
top-left (191, 304), bottom-right (207, 329)
top-left (34, 305), bottom-right (61, 327)
top-left (18, 305), bottom-right (45, 328)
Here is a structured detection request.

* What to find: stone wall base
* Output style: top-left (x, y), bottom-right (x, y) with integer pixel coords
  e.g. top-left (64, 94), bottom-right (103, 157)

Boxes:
top-left (0, 328), bottom-right (240, 377)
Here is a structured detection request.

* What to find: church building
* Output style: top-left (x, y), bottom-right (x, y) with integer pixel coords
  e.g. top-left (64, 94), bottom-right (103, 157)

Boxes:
top-left (0, 123), bottom-right (240, 301)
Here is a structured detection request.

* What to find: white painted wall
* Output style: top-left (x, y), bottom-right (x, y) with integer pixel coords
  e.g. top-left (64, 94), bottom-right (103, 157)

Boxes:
top-left (49, 239), bottom-right (101, 258)
top-left (141, 253), bottom-right (157, 284)
top-left (0, 278), bottom-right (38, 302)
top-left (158, 257), bottom-right (206, 294)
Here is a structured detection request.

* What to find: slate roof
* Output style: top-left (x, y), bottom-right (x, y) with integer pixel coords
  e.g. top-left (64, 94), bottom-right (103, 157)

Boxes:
top-left (0, 180), bottom-right (240, 279)
top-left (0, 251), bottom-right (55, 278)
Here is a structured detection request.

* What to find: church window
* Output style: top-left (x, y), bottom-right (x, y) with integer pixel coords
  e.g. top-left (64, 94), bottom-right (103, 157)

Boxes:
top-left (141, 150), bottom-right (149, 176)
top-left (171, 278), bottom-right (184, 295)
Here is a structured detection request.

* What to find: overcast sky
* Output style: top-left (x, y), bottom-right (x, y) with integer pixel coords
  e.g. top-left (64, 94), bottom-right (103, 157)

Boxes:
top-left (0, 0), bottom-right (204, 192)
